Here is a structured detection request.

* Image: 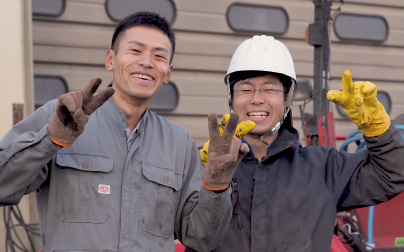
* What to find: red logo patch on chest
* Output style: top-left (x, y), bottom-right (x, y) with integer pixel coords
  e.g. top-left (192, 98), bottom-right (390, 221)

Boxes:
top-left (98, 184), bottom-right (110, 194)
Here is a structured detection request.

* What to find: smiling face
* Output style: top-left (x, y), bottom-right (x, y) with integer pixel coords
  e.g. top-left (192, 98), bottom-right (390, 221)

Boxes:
top-left (231, 74), bottom-right (286, 136)
top-left (105, 25), bottom-right (173, 106)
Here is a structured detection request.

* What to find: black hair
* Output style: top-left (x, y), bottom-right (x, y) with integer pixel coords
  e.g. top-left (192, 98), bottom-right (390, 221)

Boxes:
top-left (110, 11), bottom-right (176, 63)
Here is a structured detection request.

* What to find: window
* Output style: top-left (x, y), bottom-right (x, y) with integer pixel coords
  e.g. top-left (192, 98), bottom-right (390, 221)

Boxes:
top-left (32, 0), bottom-right (65, 17)
top-left (227, 3), bottom-right (288, 34)
top-left (106, 0), bottom-right (176, 24)
top-left (334, 13), bottom-right (388, 42)
top-left (34, 76), bottom-right (68, 109)
top-left (149, 81), bottom-right (179, 111)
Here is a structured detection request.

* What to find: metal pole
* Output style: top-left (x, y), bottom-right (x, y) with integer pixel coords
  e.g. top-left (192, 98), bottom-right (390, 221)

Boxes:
top-left (307, 0), bottom-right (333, 146)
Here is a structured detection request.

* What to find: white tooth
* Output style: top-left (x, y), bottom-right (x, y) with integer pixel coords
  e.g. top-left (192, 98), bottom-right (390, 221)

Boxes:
top-left (248, 112), bottom-right (268, 117)
top-left (133, 74), bottom-right (152, 80)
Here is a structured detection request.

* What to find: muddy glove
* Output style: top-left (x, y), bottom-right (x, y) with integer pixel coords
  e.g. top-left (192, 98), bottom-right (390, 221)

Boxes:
top-left (327, 70), bottom-right (390, 137)
top-left (48, 77), bottom-right (115, 147)
top-left (199, 114), bottom-right (255, 166)
top-left (201, 113), bottom-right (250, 191)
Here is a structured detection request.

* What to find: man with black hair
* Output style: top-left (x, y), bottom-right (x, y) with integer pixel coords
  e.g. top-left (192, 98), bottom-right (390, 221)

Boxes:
top-left (0, 11), bottom-right (248, 252)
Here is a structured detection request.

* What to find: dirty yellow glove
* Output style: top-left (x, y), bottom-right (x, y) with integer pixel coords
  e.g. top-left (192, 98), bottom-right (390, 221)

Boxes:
top-left (199, 114), bottom-right (255, 166)
top-left (327, 70), bottom-right (390, 137)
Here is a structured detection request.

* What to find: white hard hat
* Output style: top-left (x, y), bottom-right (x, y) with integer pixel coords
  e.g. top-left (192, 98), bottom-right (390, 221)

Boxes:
top-left (225, 35), bottom-right (296, 85)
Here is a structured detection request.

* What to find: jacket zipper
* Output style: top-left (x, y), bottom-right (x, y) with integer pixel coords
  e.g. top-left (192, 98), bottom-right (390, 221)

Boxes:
top-left (231, 178), bottom-right (242, 229)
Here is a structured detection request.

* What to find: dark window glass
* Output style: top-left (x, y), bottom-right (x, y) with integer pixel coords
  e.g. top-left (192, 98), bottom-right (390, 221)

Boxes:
top-left (334, 13), bottom-right (388, 42)
top-left (227, 3), bottom-right (288, 34)
top-left (149, 81), bottom-right (179, 111)
top-left (32, 0), bottom-right (65, 17)
top-left (34, 76), bottom-right (68, 109)
top-left (106, 0), bottom-right (176, 24)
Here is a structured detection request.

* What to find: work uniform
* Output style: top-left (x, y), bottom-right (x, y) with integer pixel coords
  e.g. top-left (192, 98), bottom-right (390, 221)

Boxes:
top-left (0, 98), bottom-right (232, 252)
top-left (211, 124), bottom-right (404, 252)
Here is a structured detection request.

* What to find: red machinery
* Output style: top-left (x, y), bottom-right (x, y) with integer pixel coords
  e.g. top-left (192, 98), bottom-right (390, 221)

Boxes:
top-left (331, 127), bottom-right (404, 252)
top-left (175, 242), bottom-right (185, 252)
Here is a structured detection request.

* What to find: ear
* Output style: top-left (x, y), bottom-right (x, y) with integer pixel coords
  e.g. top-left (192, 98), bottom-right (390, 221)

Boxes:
top-left (105, 49), bottom-right (115, 72)
top-left (163, 64), bottom-right (174, 84)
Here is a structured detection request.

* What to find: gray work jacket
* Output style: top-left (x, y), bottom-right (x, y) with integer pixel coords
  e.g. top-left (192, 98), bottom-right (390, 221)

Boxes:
top-left (0, 98), bottom-right (232, 252)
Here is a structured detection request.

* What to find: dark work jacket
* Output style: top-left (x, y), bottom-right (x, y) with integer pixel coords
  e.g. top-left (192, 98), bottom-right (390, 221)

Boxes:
top-left (189, 124), bottom-right (404, 252)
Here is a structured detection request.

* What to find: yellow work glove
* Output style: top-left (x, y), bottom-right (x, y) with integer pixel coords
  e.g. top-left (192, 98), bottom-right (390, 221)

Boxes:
top-left (327, 70), bottom-right (390, 137)
top-left (199, 114), bottom-right (256, 166)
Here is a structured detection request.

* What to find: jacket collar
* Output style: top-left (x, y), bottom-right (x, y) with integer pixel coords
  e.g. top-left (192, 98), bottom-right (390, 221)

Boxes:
top-left (101, 97), bottom-right (149, 134)
top-left (243, 126), bottom-right (300, 161)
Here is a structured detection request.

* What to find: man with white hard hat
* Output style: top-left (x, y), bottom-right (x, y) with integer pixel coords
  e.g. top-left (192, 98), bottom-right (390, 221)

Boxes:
top-left (190, 35), bottom-right (404, 251)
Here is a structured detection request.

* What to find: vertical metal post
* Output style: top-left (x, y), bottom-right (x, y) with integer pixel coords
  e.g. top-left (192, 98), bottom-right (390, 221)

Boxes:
top-left (306, 0), bottom-right (334, 147)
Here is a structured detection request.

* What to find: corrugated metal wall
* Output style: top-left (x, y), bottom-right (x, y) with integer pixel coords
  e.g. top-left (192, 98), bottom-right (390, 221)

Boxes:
top-left (32, 0), bottom-right (404, 146)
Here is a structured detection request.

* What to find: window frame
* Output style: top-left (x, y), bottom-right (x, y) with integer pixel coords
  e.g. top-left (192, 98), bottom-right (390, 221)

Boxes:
top-left (333, 13), bottom-right (389, 43)
top-left (34, 75), bottom-right (68, 109)
top-left (226, 3), bottom-right (289, 35)
top-left (32, 0), bottom-right (66, 17)
top-left (149, 81), bottom-right (179, 112)
top-left (105, 0), bottom-right (176, 24)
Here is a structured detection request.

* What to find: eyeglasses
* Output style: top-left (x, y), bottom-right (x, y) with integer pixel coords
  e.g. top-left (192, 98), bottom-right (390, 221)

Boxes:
top-left (234, 84), bottom-right (285, 97)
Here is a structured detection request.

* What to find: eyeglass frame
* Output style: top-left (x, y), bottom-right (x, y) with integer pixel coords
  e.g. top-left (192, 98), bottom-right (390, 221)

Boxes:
top-left (233, 83), bottom-right (286, 97)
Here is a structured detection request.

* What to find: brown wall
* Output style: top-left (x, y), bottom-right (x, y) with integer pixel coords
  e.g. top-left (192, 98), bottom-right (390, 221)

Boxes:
top-left (32, 0), bottom-right (404, 146)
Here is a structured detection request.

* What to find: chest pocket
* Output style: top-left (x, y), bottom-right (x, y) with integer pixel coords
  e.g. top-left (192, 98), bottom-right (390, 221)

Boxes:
top-left (139, 163), bottom-right (182, 238)
top-left (55, 153), bottom-right (113, 223)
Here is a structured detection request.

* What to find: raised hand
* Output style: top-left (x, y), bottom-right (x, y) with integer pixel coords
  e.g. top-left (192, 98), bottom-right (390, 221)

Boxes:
top-left (327, 70), bottom-right (390, 137)
top-left (48, 77), bottom-right (115, 147)
top-left (201, 113), bottom-right (249, 191)
top-left (199, 114), bottom-right (255, 166)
